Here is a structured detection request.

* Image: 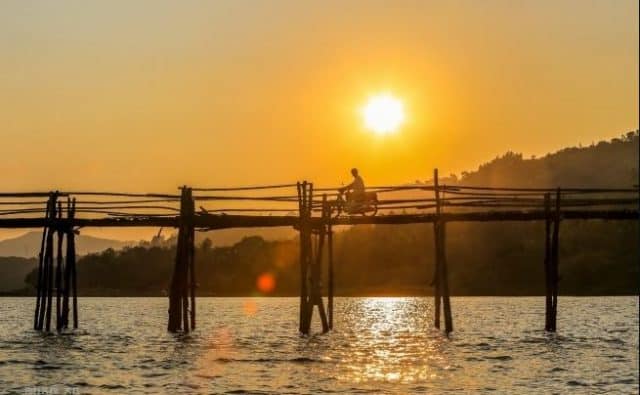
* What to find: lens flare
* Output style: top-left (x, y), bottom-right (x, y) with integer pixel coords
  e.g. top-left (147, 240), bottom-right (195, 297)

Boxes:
top-left (242, 299), bottom-right (258, 316)
top-left (256, 273), bottom-right (276, 294)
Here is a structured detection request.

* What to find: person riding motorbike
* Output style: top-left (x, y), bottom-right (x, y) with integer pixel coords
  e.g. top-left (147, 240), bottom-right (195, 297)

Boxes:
top-left (339, 168), bottom-right (366, 210)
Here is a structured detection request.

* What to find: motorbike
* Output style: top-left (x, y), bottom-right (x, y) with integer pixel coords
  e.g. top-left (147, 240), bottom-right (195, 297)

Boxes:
top-left (332, 190), bottom-right (378, 217)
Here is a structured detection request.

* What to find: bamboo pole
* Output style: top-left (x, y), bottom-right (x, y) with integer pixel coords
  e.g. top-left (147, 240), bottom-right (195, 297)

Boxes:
top-left (550, 188), bottom-right (561, 331)
top-left (440, 222), bottom-right (453, 333)
top-left (44, 193), bottom-right (58, 332)
top-left (61, 199), bottom-right (72, 329)
top-left (432, 169), bottom-right (453, 333)
top-left (297, 182), bottom-right (306, 333)
top-left (55, 201), bottom-right (64, 331)
top-left (297, 182), bottom-right (320, 334)
top-left (168, 188), bottom-right (188, 332)
top-left (308, 222), bottom-right (328, 333)
top-left (70, 198), bottom-right (78, 329)
top-left (326, 195), bottom-right (334, 330)
top-left (544, 193), bottom-right (552, 331)
top-left (306, 183), bottom-right (314, 332)
top-left (433, 170), bottom-right (442, 329)
top-left (33, 198), bottom-right (51, 330)
top-left (36, 196), bottom-right (52, 330)
top-left (188, 189), bottom-right (196, 330)
top-left (181, 188), bottom-right (191, 333)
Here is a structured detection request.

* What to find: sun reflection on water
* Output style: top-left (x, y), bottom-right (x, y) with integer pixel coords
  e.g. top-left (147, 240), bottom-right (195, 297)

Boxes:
top-left (337, 297), bottom-right (450, 385)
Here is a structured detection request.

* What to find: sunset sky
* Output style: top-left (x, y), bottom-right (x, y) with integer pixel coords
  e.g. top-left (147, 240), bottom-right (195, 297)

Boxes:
top-left (0, 1), bottom-right (638, 240)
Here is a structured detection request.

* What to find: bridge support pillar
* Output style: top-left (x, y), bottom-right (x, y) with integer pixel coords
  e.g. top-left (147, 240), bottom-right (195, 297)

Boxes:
top-left (327, 214), bottom-right (334, 330)
top-left (34, 193), bottom-right (78, 332)
top-left (432, 169), bottom-right (453, 334)
top-left (168, 187), bottom-right (196, 333)
top-left (544, 189), bottom-right (561, 332)
top-left (297, 182), bottom-right (330, 335)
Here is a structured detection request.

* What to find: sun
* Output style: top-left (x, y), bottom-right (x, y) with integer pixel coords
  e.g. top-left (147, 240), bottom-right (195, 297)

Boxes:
top-left (362, 93), bottom-right (405, 135)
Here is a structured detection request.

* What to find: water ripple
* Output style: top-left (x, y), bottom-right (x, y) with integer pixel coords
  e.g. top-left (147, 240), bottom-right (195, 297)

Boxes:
top-left (0, 296), bottom-right (637, 394)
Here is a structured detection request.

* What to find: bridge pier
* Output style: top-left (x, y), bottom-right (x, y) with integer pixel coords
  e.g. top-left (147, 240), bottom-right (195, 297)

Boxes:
top-left (327, 207), bottom-right (334, 330)
top-left (544, 189), bottom-right (561, 332)
top-left (432, 169), bottom-right (453, 334)
top-left (168, 187), bottom-right (196, 333)
top-left (34, 193), bottom-right (78, 332)
top-left (63, 198), bottom-right (78, 330)
top-left (297, 182), bottom-right (330, 335)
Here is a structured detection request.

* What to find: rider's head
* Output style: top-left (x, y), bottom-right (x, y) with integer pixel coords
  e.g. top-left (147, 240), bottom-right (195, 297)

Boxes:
top-left (351, 168), bottom-right (359, 177)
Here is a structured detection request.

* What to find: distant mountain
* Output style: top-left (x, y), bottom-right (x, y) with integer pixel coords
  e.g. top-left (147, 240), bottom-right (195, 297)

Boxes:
top-left (0, 231), bottom-right (134, 258)
top-left (456, 131), bottom-right (639, 188)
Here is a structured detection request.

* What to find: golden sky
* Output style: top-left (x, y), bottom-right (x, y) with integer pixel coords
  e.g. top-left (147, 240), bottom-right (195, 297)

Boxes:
top-left (0, 1), bottom-right (638, 240)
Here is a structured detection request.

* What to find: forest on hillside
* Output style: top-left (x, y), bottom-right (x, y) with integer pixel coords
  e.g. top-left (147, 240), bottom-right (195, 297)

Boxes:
top-left (21, 131), bottom-right (640, 296)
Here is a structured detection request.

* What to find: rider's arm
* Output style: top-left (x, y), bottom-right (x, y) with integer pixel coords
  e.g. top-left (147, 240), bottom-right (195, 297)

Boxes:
top-left (342, 180), bottom-right (355, 191)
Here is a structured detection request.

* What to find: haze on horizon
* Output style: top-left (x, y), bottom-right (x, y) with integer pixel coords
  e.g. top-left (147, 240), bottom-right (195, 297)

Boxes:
top-left (0, 0), bottom-right (638, 240)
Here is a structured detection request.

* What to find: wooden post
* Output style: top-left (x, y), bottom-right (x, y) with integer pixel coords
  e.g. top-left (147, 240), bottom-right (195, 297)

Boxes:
top-left (44, 192), bottom-right (58, 332)
top-left (543, 193), bottom-right (553, 331)
top-left (301, 182), bottom-right (313, 334)
top-left (55, 202), bottom-right (64, 331)
top-left (549, 188), bottom-right (561, 331)
top-left (168, 204), bottom-right (183, 332)
top-left (440, 222), bottom-right (453, 333)
top-left (297, 182), bottom-right (307, 333)
top-left (34, 198), bottom-right (51, 330)
top-left (70, 198), bottom-right (78, 329)
top-left (327, 198), bottom-right (334, 330)
top-left (61, 198), bottom-right (77, 330)
top-left (61, 200), bottom-right (71, 330)
top-left (301, 186), bottom-right (329, 334)
top-left (188, 189), bottom-right (196, 330)
top-left (297, 182), bottom-right (328, 334)
top-left (433, 170), bottom-right (442, 329)
top-left (433, 169), bottom-right (453, 333)
top-left (168, 187), bottom-right (195, 333)
top-left (307, 222), bottom-right (329, 333)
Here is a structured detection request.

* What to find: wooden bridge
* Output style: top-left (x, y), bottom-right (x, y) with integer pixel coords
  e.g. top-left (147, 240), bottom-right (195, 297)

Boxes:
top-left (1, 170), bottom-right (637, 335)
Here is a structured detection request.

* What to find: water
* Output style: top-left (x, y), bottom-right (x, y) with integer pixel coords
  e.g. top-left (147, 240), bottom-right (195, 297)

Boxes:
top-left (0, 297), bottom-right (637, 394)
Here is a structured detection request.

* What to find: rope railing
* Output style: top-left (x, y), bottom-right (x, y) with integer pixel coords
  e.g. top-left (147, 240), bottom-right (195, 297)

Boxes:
top-left (441, 185), bottom-right (639, 193)
top-left (313, 185), bottom-right (434, 192)
top-left (0, 192), bottom-right (68, 198)
top-left (193, 195), bottom-right (299, 202)
top-left (64, 191), bottom-right (180, 199)
top-left (0, 182), bottom-right (636, 222)
top-left (191, 183), bottom-right (297, 192)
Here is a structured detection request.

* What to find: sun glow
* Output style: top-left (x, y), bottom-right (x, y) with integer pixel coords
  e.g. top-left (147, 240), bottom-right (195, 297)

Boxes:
top-left (362, 93), bottom-right (405, 135)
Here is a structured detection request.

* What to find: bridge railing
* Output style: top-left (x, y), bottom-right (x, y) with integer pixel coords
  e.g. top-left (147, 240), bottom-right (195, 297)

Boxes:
top-left (0, 181), bottom-right (637, 223)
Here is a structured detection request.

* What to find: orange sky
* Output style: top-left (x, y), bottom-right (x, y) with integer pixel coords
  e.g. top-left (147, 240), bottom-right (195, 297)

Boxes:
top-left (0, 1), bottom-right (638, 240)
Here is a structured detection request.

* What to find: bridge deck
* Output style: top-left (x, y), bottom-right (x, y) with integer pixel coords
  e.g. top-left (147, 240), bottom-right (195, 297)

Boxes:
top-left (0, 209), bottom-right (636, 229)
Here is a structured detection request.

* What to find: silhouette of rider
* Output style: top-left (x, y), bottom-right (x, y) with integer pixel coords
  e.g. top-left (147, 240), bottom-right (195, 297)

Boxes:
top-left (339, 168), bottom-right (366, 202)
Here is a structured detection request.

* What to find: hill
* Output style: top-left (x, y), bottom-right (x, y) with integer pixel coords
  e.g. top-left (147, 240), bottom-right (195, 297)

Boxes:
top-left (15, 131), bottom-right (640, 296)
top-left (456, 130), bottom-right (638, 187)
top-left (0, 231), bottom-right (134, 258)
